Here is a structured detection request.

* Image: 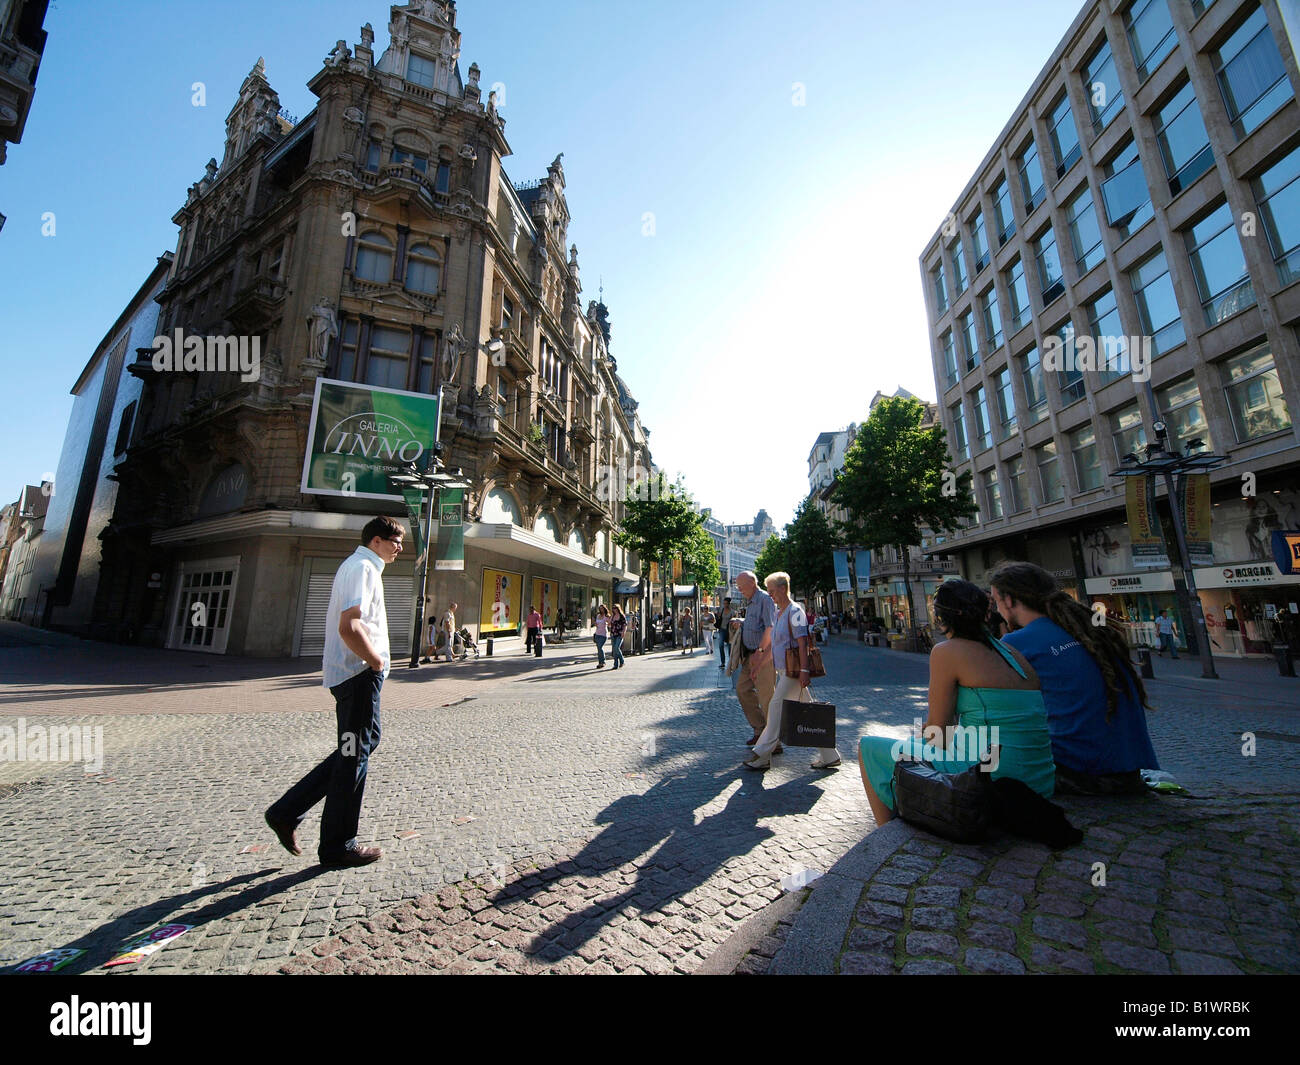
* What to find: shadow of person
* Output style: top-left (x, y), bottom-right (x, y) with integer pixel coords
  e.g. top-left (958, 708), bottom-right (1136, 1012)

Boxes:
top-left (12, 865), bottom-right (330, 974)
top-left (495, 770), bottom-right (824, 962)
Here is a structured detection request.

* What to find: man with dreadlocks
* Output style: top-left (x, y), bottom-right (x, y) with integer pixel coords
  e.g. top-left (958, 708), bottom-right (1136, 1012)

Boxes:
top-left (989, 561), bottom-right (1159, 796)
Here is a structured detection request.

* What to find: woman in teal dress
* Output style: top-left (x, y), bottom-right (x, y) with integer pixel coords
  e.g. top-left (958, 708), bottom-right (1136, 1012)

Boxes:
top-left (858, 579), bottom-right (1055, 825)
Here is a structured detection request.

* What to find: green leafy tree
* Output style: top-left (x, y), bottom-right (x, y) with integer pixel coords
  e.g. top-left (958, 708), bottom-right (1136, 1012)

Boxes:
top-left (832, 395), bottom-right (976, 640)
top-left (681, 523), bottom-right (722, 593)
top-left (614, 473), bottom-right (705, 636)
top-left (753, 533), bottom-right (789, 583)
top-left (785, 495), bottom-right (837, 603)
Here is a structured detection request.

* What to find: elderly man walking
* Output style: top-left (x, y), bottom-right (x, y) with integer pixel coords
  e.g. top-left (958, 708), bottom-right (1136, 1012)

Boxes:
top-left (733, 571), bottom-right (779, 749)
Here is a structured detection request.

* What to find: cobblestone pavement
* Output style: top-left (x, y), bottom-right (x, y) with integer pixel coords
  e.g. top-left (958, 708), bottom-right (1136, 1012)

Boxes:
top-left (750, 793), bottom-right (1300, 975)
top-left (2, 630), bottom-right (1296, 975)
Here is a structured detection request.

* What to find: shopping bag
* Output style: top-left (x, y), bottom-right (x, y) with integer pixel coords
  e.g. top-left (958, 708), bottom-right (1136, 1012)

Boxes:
top-left (779, 698), bottom-right (836, 748)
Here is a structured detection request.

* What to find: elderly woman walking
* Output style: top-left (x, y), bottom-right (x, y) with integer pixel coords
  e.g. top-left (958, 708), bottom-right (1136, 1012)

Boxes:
top-left (744, 572), bottom-right (842, 771)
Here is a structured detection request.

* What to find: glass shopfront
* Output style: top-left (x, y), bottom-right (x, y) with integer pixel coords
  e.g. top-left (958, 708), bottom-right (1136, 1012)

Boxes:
top-left (1196, 563), bottom-right (1300, 656)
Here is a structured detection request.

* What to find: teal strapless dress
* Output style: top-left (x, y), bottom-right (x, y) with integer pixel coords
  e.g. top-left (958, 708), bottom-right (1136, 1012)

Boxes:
top-left (859, 639), bottom-right (1055, 812)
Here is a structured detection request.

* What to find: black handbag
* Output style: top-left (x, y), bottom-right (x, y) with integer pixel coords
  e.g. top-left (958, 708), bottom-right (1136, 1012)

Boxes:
top-left (779, 697), bottom-right (836, 748)
top-left (892, 758), bottom-right (993, 842)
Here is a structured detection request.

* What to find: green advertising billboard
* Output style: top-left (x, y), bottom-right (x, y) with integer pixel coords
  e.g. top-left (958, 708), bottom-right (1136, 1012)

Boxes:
top-left (300, 379), bottom-right (440, 501)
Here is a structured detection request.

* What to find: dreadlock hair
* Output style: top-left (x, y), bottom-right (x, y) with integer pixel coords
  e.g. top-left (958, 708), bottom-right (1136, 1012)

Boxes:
top-left (989, 560), bottom-right (1149, 719)
top-left (931, 579), bottom-right (998, 651)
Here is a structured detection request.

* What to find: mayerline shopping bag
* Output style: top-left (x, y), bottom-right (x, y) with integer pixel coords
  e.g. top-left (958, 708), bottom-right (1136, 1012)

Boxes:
top-left (779, 699), bottom-right (836, 748)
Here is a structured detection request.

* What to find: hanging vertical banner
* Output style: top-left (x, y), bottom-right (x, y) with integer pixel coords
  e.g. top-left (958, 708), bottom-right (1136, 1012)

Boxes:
top-left (854, 550), bottom-right (872, 591)
top-left (401, 487), bottom-right (425, 565)
top-left (1178, 474), bottom-right (1213, 567)
top-left (832, 550), bottom-right (852, 592)
top-left (1127, 475), bottom-right (1168, 568)
top-left (434, 488), bottom-right (464, 571)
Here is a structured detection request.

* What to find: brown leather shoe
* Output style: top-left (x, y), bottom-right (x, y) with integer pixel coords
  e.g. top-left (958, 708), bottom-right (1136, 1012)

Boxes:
top-left (264, 810), bottom-right (301, 856)
top-left (320, 845), bottom-right (382, 868)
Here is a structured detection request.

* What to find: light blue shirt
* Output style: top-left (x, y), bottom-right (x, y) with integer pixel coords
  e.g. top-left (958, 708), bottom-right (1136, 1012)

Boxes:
top-left (741, 588), bottom-right (776, 651)
top-left (322, 545), bottom-right (389, 688)
top-left (771, 600), bottom-right (809, 671)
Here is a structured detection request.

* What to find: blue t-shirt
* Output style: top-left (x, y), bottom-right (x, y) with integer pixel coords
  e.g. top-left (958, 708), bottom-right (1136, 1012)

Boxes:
top-left (1002, 617), bottom-right (1159, 775)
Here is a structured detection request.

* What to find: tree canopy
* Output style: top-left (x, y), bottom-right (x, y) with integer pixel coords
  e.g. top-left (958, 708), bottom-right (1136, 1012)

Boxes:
top-left (832, 395), bottom-right (976, 551)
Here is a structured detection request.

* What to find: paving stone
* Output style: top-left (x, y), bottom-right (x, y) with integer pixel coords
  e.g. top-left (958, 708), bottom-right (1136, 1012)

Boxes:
top-left (965, 923), bottom-right (1017, 951)
top-left (1030, 915), bottom-right (1089, 950)
top-left (1100, 940), bottom-right (1171, 974)
top-left (838, 951), bottom-right (894, 975)
top-left (1028, 942), bottom-right (1094, 973)
top-left (901, 959), bottom-right (959, 974)
top-left (906, 932), bottom-right (959, 957)
top-left (913, 886), bottom-right (962, 908)
top-left (1173, 951), bottom-right (1244, 975)
top-left (964, 947), bottom-right (1025, 974)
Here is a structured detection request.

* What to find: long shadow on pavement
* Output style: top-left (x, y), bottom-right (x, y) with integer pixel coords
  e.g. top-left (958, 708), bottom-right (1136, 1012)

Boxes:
top-left (8, 866), bottom-right (329, 974)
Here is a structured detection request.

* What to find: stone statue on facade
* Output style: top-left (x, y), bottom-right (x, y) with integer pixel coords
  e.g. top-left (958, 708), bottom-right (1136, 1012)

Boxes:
top-left (442, 323), bottom-right (468, 382)
top-left (307, 299), bottom-right (338, 364)
top-left (328, 40), bottom-right (351, 66)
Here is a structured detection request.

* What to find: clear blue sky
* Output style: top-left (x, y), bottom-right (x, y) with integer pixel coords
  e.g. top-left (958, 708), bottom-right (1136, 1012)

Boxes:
top-left (0, 0), bottom-right (1087, 530)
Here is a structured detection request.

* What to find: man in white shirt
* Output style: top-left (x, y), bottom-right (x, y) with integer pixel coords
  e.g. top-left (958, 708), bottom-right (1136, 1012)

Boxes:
top-left (1155, 609), bottom-right (1179, 659)
top-left (265, 516), bottom-right (404, 867)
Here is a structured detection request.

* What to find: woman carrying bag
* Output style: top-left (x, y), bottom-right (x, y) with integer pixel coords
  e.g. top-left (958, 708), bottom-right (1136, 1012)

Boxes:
top-left (744, 572), bottom-right (841, 771)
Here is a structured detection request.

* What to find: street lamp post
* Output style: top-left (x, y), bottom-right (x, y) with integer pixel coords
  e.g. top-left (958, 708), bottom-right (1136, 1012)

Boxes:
top-left (390, 397), bottom-right (472, 669)
top-left (1110, 412), bottom-right (1225, 681)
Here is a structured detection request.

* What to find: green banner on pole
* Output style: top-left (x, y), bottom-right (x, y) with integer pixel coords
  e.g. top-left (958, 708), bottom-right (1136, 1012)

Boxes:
top-left (401, 488), bottom-right (425, 564)
top-left (435, 488), bottom-right (464, 571)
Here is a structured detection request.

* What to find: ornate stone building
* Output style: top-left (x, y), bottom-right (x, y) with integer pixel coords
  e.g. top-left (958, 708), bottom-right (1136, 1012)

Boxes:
top-left (96, 0), bottom-right (652, 655)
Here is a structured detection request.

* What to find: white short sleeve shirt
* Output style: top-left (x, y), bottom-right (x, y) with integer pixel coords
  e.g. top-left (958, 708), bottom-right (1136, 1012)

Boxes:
top-left (322, 545), bottom-right (389, 688)
top-left (771, 600), bottom-right (809, 669)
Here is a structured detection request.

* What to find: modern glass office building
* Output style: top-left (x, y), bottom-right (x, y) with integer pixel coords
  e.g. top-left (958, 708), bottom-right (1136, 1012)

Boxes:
top-left (920, 0), bottom-right (1300, 657)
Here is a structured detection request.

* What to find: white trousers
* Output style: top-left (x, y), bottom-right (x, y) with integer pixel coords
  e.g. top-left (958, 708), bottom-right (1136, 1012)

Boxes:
top-left (752, 673), bottom-right (840, 763)
top-left (703, 630), bottom-right (715, 654)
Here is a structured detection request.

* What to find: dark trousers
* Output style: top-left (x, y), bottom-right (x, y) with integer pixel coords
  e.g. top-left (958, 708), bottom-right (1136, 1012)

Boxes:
top-left (719, 636), bottom-right (728, 668)
top-left (269, 668), bottom-right (382, 860)
top-left (525, 626), bottom-right (540, 652)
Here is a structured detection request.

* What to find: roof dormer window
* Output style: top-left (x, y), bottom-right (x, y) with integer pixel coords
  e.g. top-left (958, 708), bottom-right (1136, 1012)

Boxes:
top-left (406, 53), bottom-right (436, 89)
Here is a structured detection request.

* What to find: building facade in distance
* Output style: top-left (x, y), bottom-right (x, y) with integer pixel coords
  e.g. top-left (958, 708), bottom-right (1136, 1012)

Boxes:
top-left (93, 1), bottom-right (650, 656)
top-left (921, 0), bottom-right (1300, 657)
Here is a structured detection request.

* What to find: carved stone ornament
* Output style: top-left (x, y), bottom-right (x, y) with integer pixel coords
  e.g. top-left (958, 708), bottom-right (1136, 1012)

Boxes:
top-left (343, 106), bottom-right (364, 126)
top-left (307, 299), bottom-right (338, 363)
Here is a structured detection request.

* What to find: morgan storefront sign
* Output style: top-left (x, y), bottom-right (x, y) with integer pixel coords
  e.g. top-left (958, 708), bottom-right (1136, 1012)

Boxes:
top-left (300, 379), bottom-right (440, 501)
top-left (1083, 571), bottom-right (1175, 595)
top-left (1195, 563), bottom-right (1300, 589)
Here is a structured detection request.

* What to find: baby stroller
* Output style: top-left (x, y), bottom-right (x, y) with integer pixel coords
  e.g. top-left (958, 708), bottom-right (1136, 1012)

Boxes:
top-left (455, 625), bottom-right (481, 658)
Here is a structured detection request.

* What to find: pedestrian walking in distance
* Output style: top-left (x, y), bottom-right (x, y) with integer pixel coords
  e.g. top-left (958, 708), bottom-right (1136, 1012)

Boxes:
top-left (610, 604), bottom-right (627, 668)
top-left (1154, 609), bottom-right (1179, 659)
top-left (700, 606), bottom-right (716, 656)
top-left (525, 606), bottom-right (542, 654)
top-left (679, 606), bottom-right (694, 655)
top-left (594, 604), bottom-right (609, 668)
top-left (265, 516), bottom-right (403, 867)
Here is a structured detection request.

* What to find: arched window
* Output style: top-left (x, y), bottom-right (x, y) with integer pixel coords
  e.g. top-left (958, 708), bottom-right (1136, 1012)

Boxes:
top-left (482, 488), bottom-right (520, 525)
top-left (595, 530), bottom-right (607, 562)
top-left (355, 231), bottom-right (393, 282)
top-left (568, 528), bottom-right (587, 554)
top-left (533, 512), bottom-right (559, 541)
top-left (405, 244), bottom-right (440, 294)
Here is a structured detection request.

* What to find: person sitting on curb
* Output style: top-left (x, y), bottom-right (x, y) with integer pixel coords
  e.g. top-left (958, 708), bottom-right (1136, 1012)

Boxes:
top-left (857, 579), bottom-right (1054, 823)
top-left (989, 561), bottom-right (1159, 796)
